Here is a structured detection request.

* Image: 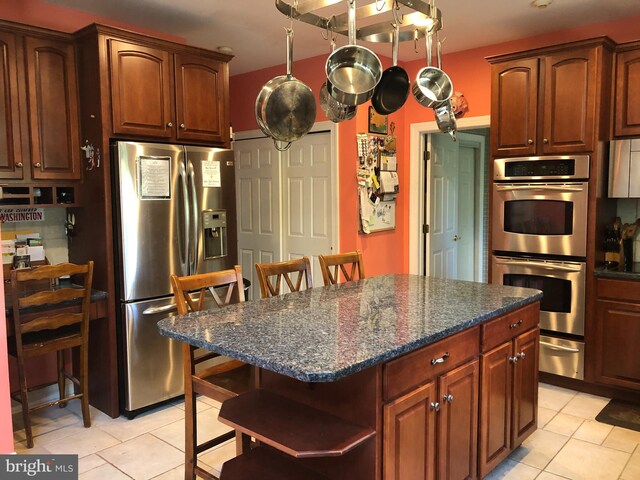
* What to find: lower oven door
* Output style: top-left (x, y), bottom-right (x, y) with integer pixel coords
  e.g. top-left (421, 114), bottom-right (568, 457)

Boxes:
top-left (539, 335), bottom-right (585, 380)
top-left (492, 256), bottom-right (586, 335)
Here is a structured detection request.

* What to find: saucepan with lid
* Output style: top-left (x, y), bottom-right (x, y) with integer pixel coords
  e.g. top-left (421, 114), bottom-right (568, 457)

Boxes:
top-left (325, 0), bottom-right (383, 107)
top-left (255, 27), bottom-right (316, 151)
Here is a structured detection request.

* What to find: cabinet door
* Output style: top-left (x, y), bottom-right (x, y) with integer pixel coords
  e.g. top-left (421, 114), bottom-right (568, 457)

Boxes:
top-left (511, 328), bottom-right (538, 447)
top-left (24, 36), bottom-right (81, 180)
top-left (438, 360), bottom-right (479, 480)
top-left (479, 342), bottom-right (512, 479)
top-left (490, 58), bottom-right (539, 157)
top-left (595, 299), bottom-right (640, 390)
top-left (109, 39), bottom-right (173, 138)
top-left (0, 31), bottom-right (23, 179)
top-left (175, 53), bottom-right (229, 145)
top-left (614, 48), bottom-right (640, 137)
top-left (384, 381), bottom-right (437, 480)
top-left (541, 47), bottom-right (598, 154)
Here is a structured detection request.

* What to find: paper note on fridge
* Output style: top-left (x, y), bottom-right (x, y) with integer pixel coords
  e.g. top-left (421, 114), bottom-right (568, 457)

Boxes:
top-left (380, 172), bottom-right (399, 194)
top-left (139, 156), bottom-right (171, 199)
top-left (202, 160), bottom-right (221, 187)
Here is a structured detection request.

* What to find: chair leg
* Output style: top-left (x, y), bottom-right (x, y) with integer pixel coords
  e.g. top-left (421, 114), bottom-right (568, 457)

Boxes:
top-left (184, 346), bottom-right (197, 480)
top-left (236, 431), bottom-right (251, 455)
top-left (79, 345), bottom-right (91, 428)
top-left (16, 361), bottom-right (33, 448)
top-left (57, 350), bottom-right (67, 408)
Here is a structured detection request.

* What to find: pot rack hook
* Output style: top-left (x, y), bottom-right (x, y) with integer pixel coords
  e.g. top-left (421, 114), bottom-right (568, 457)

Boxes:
top-left (414, 28), bottom-right (419, 53)
top-left (322, 15), bottom-right (336, 41)
top-left (375, 0), bottom-right (386, 12)
top-left (392, 0), bottom-right (404, 24)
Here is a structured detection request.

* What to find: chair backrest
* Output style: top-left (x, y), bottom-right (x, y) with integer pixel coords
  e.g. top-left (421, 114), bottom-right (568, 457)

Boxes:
top-left (10, 262), bottom-right (94, 339)
top-left (255, 257), bottom-right (312, 298)
top-left (171, 265), bottom-right (245, 315)
top-left (318, 250), bottom-right (365, 286)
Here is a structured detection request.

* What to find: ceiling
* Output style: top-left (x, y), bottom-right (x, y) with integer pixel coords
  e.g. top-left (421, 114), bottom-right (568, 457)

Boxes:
top-left (45, 0), bottom-right (640, 75)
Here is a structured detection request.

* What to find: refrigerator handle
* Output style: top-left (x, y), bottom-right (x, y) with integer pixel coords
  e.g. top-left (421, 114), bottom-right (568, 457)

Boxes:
top-left (179, 161), bottom-right (190, 276)
top-left (188, 160), bottom-right (199, 274)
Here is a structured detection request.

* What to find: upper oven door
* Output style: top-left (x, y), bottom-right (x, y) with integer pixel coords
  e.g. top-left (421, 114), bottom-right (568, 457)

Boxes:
top-left (492, 182), bottom-right (588, 257)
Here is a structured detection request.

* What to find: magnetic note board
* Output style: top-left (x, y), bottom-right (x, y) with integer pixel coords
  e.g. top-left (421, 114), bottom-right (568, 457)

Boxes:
top-left (365, 200), bottom-right (396, 233)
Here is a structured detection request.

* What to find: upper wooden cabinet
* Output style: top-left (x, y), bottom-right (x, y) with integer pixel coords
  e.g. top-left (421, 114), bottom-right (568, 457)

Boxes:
top-left (107, 37), bottom-right (230, 146)
top-left (489, 38), bottom-right (613, 157)
top-left (0, 30), bottom-right (24, 180)
top-left (24, 35), bottom-right (81, 180)
top-left (614, 43), bottom-right (640, 137)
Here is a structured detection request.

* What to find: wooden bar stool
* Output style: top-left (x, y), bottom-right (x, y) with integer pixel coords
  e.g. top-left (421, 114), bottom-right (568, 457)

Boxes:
top-left (170, 265), bottom-right (254, 480)
top-left (9, 261), bottom-right (94, 448)
top-left (255, 257), bottom-right (312, 298)
top-left (318, 250), bottom-right (365, 286)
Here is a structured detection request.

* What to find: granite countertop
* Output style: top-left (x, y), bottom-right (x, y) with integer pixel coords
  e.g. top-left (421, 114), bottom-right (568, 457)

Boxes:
top-left (158, 274), bottom-right (542, 383)
top-left (594, 263), bottom-right (640, 281)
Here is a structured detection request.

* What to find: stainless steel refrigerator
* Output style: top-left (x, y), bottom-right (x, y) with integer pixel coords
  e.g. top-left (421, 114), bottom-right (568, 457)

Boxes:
top-left (111, 141), bottom-right (237, 416)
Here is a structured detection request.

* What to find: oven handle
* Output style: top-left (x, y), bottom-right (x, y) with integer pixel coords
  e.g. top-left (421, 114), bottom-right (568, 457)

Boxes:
top-left (495, 185), bottom-right (585, 192)
top-left (540, 341), bottom-right (580, 353)
top-left (494, 259), bottom-right (583, 272)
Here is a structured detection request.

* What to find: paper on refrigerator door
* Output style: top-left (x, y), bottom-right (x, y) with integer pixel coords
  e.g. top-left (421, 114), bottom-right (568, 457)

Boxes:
top-left (202, 160), bottom-right (221, 187)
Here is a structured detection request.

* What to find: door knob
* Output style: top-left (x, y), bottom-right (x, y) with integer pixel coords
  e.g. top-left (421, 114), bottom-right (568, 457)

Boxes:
top-left (180, 123), bottom-right (186, 129)
top-left (34, 162), bottom-right (41, 168)
top-left (509, 356), bottom-right (518, 364)
top-left (527, 139), bottom-right (533, 145)
top-left (516, 352), bottom-right (526, 361)
top-left (430, 402), bottom-right (440, 412)
top-left (16, 162), bottom-right (23, 168)
top-left (453, 235), bottom-right (461, 241)
top-left (543, 138), bottom-right (549, 144)
top-left (443, 394), bottom-right (453, 403)
top-left (167, 122), bottom-right (173, 128)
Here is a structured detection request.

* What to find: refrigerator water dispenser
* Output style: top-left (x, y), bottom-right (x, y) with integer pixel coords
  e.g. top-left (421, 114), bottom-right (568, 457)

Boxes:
top-left (203, 209), bottom-right (227, 259)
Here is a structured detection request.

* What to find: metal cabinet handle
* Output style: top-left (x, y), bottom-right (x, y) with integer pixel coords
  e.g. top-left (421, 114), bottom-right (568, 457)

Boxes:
top-left (527, 139), bottom-right (533, 145)
top-left (16, 162), bottom-right (23, 168)
top-left (543, 138), bottom-right (549, 144)
top-left (516, 351), bottom-right (526, 361)
top-left (431, 352), bottom-right (450, 365)
top-left (430, 402), bottom-right (440, 411)
top-left (453, 235), bottom-right (461, 241)
top-left (539, 341), bottom-right (580, 353)
top-left (143, 303), bottom-right (177, 315)
top-left (180, 123), bottom-right (186, 129)
top-left (509, 356), bottom-right (518, 364)
top-left (34, 162), bottom-right (41, 168)
top-left (167, 122), bottom-right (173, 128)
top-left (509, 319), bottom-right (523, 329)
top-left (443, 394), bottom-right (453, 403)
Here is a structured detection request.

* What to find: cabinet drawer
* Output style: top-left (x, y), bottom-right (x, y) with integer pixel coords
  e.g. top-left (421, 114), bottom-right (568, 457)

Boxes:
top-left (383, 326), bottom-right (479, 402)
top-left (597, 278), bottom-right (640, 303)
top-left (481, 303), bottom-right (539, 353)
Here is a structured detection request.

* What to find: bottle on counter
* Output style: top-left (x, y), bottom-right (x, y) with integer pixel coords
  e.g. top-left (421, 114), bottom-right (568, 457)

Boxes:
top-left (604, 222), bottom-right (621, 269)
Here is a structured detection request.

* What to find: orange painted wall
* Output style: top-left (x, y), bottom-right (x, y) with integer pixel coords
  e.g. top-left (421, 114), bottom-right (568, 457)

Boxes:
top-left (0, 263), bottom-right (13, 453)
top-left (230, 13), bottom-right (640, 274)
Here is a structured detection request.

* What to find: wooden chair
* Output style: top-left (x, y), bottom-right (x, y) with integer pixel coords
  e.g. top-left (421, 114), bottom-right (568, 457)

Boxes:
top-left (170, 265), bottom-right (254, 480)
top-left (9, 261), bottom-right (94, 448)
top-left (318, 250), bottom-right (365, 286)
top-left (254, 257), bottom-right (313, 298)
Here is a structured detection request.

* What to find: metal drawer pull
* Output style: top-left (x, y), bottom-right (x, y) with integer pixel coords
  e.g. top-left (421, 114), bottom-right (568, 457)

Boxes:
top-left (430, 402), bottom-right (440, 412)
top-left (509, 319), bottom-right (523, 329)
top-left (431, 352), bottom-right (450, 365)
top-left (143, 303), bottom-right (177, 315)
top-left (509, 356), bottom-right (518, 364)
top-left (539, 341), bottom-right (580, 353)
top-left (494, 259), bottom-right (582, 272)
top-left (495, 184), bottom-right (584, 192)
top-left (443, 394), bottom-right (453, 403)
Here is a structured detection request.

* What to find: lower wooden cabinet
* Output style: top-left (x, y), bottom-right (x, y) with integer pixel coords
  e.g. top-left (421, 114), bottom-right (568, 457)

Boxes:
top-left (384, 360), bottom-right (479, 480)
top-left (478, 327), bottom-right (539, 478)
top-left (595, 278), bottom-right (640, 390)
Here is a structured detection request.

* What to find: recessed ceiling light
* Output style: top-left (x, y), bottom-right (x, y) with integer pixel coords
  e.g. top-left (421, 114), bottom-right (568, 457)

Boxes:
top-left (531, 0), bottom-right (553, 8)
top-left (217, 46), bottom-right (234, 54)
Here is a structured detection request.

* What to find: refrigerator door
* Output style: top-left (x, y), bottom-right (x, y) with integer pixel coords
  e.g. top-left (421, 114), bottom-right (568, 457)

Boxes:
top-left (185, 146), bottom-right (238, 275)
top-left (122, 296), bottom-right (183, 412)
top-left (115, 142), bottom-right (189, 301)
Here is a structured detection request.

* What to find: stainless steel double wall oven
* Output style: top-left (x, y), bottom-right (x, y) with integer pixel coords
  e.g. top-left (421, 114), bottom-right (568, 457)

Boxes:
top-left (492, 155), bottom-right (590, 379)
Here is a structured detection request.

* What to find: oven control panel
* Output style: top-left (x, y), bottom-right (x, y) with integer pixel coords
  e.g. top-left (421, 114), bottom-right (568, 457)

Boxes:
top-left (494, 155), bottom-right (590, 181)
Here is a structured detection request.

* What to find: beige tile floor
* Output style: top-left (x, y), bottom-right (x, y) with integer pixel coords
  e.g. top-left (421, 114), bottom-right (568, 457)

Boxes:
top-left (10, 383), bottom-right (640, 479)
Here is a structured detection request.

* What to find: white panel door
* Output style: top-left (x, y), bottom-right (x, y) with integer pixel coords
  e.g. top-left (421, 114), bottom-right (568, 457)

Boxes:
top-left (281, 132), bottom-right (333, 286)
top-left (430, 134), bottom-right (458, 279)
top-left (457, 143), bottom-right (476, 281)
top-left (234, 138), bottom-right (281, 301)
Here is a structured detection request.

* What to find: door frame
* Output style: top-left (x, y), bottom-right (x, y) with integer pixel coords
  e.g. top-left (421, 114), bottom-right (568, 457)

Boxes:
top-left (409, 116), bottom-right (490, 275)
top-left (233, 121), bottom-right (340, 263)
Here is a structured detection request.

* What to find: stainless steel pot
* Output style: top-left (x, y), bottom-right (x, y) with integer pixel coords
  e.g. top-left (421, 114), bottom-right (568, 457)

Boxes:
top-left (412, 30), bottom-right (452, 108)
top-left (434, 99), bottom-right (457, 141)
top-left (255, 28), bottom-right (316, 151)
top-left (325, 0), bottom-right (382, 107)
top-left (320, 38), bottom-right (357, 123)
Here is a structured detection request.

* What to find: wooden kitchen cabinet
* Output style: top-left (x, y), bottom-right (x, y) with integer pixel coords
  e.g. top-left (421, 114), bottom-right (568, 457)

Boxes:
top-left (614, 42), bottom-right (640, 137)
top-left (108, 38), bottom-right (230, 146)
top-left (489, 38), bottom-right (612, 157)
top-left (478, 304), bottom-right (539, 479)
top-left (594, 278), bottom-right (640, 391)
top-left (0, 30), bottom-right (24, 180)
top-left (383, 327), bottom-right (480, 480)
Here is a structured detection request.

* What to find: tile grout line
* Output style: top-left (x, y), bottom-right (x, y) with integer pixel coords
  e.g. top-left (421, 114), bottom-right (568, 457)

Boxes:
top-left (617, 442), bottom-right (638, 480)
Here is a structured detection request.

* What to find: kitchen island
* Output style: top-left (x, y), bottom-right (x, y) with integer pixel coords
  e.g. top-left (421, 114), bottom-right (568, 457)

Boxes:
top-left (158, 274), bottom-right (542, 479)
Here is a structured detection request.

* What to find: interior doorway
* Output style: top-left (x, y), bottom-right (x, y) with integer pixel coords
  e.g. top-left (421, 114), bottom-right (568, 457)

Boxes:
top-left (408, 116), bottom-right (491, 280)
top-left (427, 131), bottom-right (487, 281)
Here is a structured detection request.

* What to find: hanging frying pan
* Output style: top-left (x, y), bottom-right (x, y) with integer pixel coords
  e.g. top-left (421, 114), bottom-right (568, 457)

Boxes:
top-left (371, 22), bottom-right (409, 115)
top-left (255, 27), bottom-right (316, 151)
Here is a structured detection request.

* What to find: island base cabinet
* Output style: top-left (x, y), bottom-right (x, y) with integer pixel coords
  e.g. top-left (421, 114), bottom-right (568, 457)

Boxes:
top-left (479, 327), bottom-right (539, 478)
top-left (383, 360), bottom-right (479, 480)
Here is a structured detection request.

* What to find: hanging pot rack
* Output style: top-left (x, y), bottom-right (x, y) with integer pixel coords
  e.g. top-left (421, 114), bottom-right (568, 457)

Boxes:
top-left (275, 0), bottom-right (442, 43)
